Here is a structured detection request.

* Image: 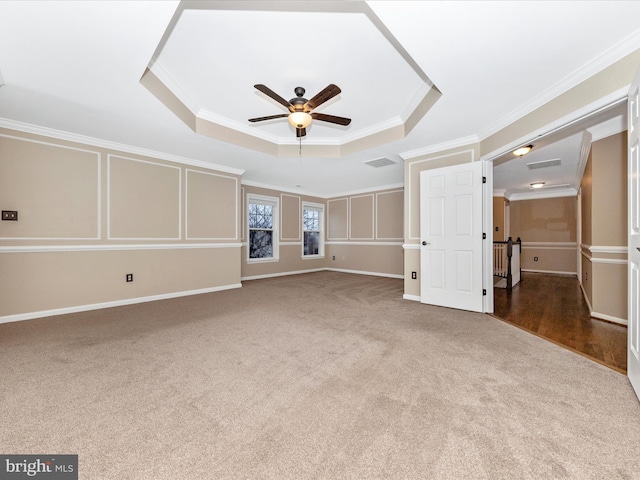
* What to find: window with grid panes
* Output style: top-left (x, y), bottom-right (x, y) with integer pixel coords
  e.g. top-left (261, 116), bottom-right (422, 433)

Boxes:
top-left (302, 203), bottom-right (324, 257)
top-left (248, 195), bottom-right (279, 261)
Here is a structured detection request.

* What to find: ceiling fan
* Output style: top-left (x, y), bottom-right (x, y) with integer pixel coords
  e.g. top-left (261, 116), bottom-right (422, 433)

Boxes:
top-left (248, 84), bottom-right (351, 138)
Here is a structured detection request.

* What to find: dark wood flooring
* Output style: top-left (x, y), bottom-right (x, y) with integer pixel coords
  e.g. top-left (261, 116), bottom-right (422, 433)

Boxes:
top-left (493, 272), bottom-right (628, 373)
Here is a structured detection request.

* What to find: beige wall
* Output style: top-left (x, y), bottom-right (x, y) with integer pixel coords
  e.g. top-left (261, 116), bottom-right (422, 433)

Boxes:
top-left (0, 128), bottom-right (242, 321)
top-left (510, 197), bottom-right (577, 243)
top-left (581, 149), bottom-right (593, 247)
top-left (493, 196), bottom-right (507, 241)
top-left (509, 196), bottom-right (578, 274)
top-left (591, 133), bottom-right (628, 246)
top-left (327, 188), bottom-right (404, 277)
top-left (581, 252), bottom-right (593, 308)
top-left (579, 132), bottom-right (628, 324)
top-left (240, 185), bottom-right (326, 279)
top-left (0, 126), bottom-right (405, 322)
top-left (240, 185), bottom-right (404, 280)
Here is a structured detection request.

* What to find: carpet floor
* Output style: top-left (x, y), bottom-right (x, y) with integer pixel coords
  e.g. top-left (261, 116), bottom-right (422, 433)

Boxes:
top-left (1, 271), bottom-right (639, 479)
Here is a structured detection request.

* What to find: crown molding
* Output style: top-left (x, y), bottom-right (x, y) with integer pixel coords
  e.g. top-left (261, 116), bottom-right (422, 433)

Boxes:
top-left (506, 186), bottom-right (577, 202)
top-left (400, 135), bottom-right (479, 161)
top-left (480, 92), bottom-right (627, 163)
top-left (240, 178), bottom-right (404, 200)
top-left (240, 179), bottom-right (325, 198)
top-left (326, 182), bottom-right (404, 199)
top-left (477, 32), bottom-right (640, 141)
top-left (587, 114), bottom-right (626, 141)
top-left (0, 118), bottom-right (246, 176)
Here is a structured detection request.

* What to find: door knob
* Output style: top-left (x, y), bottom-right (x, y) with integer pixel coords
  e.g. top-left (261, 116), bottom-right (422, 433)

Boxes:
top-left (422, 241), bottom-right (430, 246)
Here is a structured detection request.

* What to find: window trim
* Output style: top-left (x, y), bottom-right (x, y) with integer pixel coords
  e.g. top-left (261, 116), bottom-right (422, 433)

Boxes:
top-left (302, 201), bottom-right (324, 258)
top-left (247, 193), bottom-right (279, 263)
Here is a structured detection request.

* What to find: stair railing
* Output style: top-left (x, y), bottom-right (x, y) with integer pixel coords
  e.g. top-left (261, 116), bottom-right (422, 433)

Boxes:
top-left (493, 237), bottom-right (522, 289)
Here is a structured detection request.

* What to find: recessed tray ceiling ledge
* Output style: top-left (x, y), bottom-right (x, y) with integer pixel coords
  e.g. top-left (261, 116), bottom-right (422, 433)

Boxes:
top-left (140, 0), bottom-right (441, 158)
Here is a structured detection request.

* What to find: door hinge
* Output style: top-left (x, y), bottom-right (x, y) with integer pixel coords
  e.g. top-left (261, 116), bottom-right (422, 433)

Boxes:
top-left (482, 176), bottom-right (487, 184)
top-left (483, 232), bottom-right (486, 239)
top-left (483, 289), bottom-right (487, 296)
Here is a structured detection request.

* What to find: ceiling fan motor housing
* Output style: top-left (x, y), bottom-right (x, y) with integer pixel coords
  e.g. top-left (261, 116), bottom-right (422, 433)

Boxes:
top-left (290, 87), bottom-right (308, 111)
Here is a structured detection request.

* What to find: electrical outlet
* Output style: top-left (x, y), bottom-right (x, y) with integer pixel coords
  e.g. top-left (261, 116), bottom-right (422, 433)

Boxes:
top-left (332, 256), bottom-right (335, 260)
top-left (533, 256), bottom-right (538, 262)
top-left (126, 274), bottom-right (133, 282)
top-left (411, 271), bottom-right (417, 279)
top-left (2, 210), bottom-right (18, 221)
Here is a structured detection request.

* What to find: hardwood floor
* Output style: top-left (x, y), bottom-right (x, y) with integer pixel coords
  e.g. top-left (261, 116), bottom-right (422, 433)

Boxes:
top-left (493, 272), bottom-right (627, 373)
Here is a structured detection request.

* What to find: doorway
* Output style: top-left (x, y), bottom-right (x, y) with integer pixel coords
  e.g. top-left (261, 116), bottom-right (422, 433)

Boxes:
top-left (489, 100), bottom-right (628, 373)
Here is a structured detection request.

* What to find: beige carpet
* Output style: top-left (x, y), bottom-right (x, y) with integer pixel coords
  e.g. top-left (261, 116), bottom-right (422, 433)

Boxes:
top-left (1, 271), bottom-right (639, 479)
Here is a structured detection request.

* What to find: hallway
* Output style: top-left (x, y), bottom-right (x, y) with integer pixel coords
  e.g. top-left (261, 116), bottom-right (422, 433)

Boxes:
top-left (493, 272), bottom-right (627, 373)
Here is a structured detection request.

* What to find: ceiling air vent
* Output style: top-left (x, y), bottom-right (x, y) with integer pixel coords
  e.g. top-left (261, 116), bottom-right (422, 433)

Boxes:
top-left (364, 157), bottom-right (396, 168)
top-left (526, 158), bottom-right (561, 170)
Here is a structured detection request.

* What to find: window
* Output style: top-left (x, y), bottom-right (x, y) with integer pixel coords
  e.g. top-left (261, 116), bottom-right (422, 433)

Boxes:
top-left (248, 195), bottom-right (279, 262)
top-left (302, 203), bottom-right (324, 257)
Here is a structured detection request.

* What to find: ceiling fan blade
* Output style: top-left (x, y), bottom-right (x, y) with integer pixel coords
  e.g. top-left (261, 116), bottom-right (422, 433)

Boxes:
top-left (311, 112), bottom-right (351, 126)
top-left (305, 84), bottom-right (341, 110)
top-left (254, 84), bottom-right (294, 112)
top-left (248, 114), bottom-right (289, 123)
top-left (296, 127), bottom-right (306, 138)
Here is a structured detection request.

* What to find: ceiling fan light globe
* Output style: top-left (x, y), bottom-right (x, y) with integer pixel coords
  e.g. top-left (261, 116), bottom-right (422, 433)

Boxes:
top-left (288, 111), bottom-right (312, 129)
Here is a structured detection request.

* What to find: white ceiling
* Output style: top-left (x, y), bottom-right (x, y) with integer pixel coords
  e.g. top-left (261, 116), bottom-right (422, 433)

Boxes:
top-left (1, 1), bottom-right (639, 197)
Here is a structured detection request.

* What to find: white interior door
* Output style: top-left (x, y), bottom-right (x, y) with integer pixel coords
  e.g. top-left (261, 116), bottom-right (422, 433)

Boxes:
top-left (628, 68), bottom-right (640, 401)
top-left (420, 162), bottom-right (484, 312)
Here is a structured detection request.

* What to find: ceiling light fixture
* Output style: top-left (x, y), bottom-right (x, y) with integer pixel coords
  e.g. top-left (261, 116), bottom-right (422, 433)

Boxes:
top-left (249, 84), bottom-right (350, 139)
top-left (513, 145), bottom-right (533, 156)
top-left (530, 182), bottom-right (546, 189)
top-left (288, 111), bottom-right (312, 129)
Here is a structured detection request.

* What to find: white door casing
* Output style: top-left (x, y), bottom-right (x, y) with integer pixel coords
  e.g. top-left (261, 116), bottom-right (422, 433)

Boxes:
top-left (420, 161), bottom-right (484, 312)
top-left (628, 68), bottom-right (640, 401)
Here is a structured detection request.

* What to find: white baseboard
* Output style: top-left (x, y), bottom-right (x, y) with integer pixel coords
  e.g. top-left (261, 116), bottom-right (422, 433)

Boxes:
top-left (579, 283), bottom-right (627, 326)
top-left (521, 269), bottom-right (577, 276)
top-left (0, 283), bottom-right (242, 325)
top-left (2, 268), bottom-right (404, 325)
top-left (241, 268), bottom-right (326, 281)
top-left (580, 282), bottom-right (593, 312)
top-left (326, 268), bottom-right (403, 279)
top-left (403, 294), bottom-right (421, 302)
top-left (590, 311), bottom-right (627, 326)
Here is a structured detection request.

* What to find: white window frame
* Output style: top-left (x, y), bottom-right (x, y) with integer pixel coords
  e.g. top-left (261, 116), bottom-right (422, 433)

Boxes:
top-left (247, 193), bottom-right (279, 263)
top-left (302, 202), bottom-right (324, 258)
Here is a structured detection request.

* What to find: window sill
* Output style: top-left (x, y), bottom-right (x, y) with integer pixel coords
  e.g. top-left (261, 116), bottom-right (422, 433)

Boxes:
top-left (302, 255), bottom-right (324, 260)
top-left (247, 257), bottom-right (280, 264)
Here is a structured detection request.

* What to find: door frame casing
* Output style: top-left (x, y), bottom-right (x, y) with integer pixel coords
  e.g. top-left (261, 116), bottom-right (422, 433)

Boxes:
top-left (627, 69), bottom-right (640, 400)
top-left (482, 159), bottom-right (494, 313)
